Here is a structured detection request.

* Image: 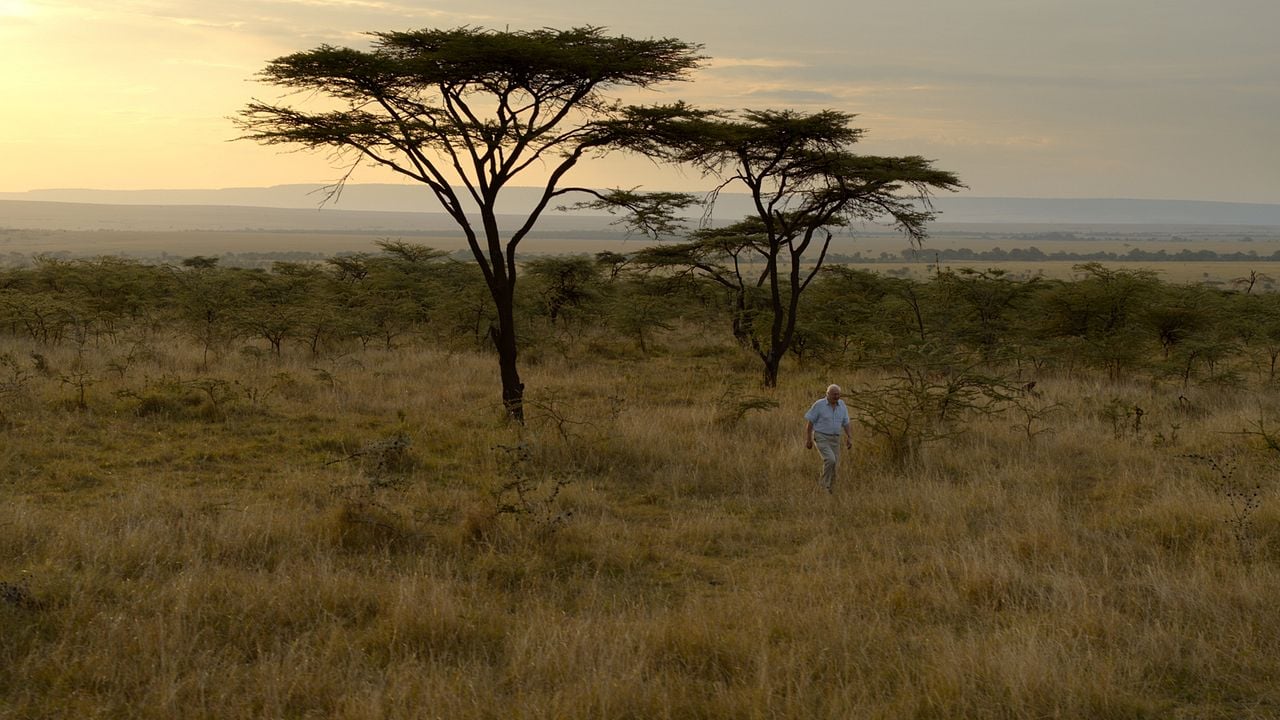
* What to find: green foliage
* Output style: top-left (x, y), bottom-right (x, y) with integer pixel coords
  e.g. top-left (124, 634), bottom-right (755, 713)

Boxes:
top-left (1229, 291), bottom-right (1280, 382)
top-left (793, 267), bottom-right (915, 364)
top-left (1031, 264), bottom-right (1162, 379)
top-left (603, 275), bottom-right (687, 354)
top-left (929, 268), bottom-right (1040, 361)
top-left (169, 262), bottom-right (250, 367)
top-left (522, 256), bottom-right (605, 327)
top-left (568, 190), bottom-right (700, 239)
top-left (845, 348), bottom-right (1015, 464)
top-left (6, 245), bottom-right (1280, 404)
top-left (715, 388), bottom-right (779, 427)
top-left (606, 108), bottom-right (962, 386)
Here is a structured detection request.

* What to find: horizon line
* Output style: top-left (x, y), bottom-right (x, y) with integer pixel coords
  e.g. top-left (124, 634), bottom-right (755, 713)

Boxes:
top-left (1, 185), bottom-right (1278, 208)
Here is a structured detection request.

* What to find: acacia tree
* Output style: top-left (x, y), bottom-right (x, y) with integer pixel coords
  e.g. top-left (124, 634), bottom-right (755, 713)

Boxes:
top-left (1031, 263), bottom-right (1161, 379)
top-left (930, 268), bottom-right (1041, 362)
top-left (522, 256), bottom-right (604, 327)
top-left (614, 110), bottom-right (962, 386)
top-left (628, 222), bottom-right (762, 347)
top-left (236, 26), bottom-right (703, 420)
top-left (170, 261), bottom-right (249, 370)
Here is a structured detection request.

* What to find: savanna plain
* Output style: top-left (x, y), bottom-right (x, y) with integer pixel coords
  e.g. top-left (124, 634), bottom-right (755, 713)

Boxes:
top-left (1, 249), bottom-right (1279, 719)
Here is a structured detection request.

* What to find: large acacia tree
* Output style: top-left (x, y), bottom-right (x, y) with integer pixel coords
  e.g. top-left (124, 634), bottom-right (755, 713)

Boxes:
top-left (620, 109), bottom-right (962, 386)
top-left (236, 26), bottom-right (703, 419)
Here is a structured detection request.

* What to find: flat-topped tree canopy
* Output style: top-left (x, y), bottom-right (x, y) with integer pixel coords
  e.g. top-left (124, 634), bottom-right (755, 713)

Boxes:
top-left (236, 25), bottom-right (705, 421)
top-left (239, 27), bottom-right (704, 196)
top-left (658, 109), bottom-right (963, 241)
top-left (254, 25), bottom-right (702, 90)
top-left (237, 26), bottom-right (704, 256)
top-left (375, 26), bottom-right (702, 94)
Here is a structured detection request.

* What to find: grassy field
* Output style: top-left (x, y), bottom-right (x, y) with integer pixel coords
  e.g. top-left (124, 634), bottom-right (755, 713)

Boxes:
top-left (1, 322), bottom-right (1279, 718)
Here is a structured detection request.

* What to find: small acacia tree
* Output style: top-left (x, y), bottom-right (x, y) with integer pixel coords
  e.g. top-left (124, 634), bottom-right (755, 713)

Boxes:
top-left (1032, 263), bottom-right (1161, 380)
top-left (236, 26), bottom-right (703, 420)
top-left (601, 109), bottom-right (962, 386)
top-left (930, 267), bottom-right (1041, 363)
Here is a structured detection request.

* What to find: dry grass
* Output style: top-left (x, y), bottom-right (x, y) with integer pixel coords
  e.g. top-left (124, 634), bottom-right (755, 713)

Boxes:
top-left (1, 331), bottom-right (1279, 719)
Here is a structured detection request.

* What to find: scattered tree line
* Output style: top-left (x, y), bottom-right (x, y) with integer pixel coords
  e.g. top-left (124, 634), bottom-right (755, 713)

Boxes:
top-left (4, 252), bottom-right (1280, 391)
top-left (10, 242), bottom-right (1277, 276)
top-left (832, 246), bottom-right (1280, 265)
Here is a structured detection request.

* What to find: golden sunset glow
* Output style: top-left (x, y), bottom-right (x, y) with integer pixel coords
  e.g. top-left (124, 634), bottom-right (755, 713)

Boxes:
top-left (0, 1), bottom-right (1276, 202)
top-left (0, 0), bottom-right (33, 16)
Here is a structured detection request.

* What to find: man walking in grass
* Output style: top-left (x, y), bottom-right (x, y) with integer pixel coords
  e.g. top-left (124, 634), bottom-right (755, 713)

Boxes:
top-left (804, 384), bottom-right (853, 493)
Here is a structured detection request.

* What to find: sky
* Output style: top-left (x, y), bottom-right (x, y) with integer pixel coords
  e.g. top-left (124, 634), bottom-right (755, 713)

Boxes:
top-left (1, 0), bottom-right (1277, 203)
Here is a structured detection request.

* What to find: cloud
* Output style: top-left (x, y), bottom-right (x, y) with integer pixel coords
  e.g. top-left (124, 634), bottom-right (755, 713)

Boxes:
top-left (162, 15), bottom-right (246, 29)
top-left (161, 58), bottom-right (254, 71)
top-left (737, 88), bottom-right (841, 105)
top-left (276, 0), bottom-right (404, 9)
top-left (708, 57), bottom-right (806, 70)
top-left (835, 106), bottom-right (1057, 150)
top-left (928, 134), bottom-right (1056, 149)
top-left (30, 0), bottom-right (496, 46)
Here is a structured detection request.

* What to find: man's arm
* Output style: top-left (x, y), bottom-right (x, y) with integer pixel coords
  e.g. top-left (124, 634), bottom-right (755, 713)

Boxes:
top-left (805, 420), bottom-right (815, 449)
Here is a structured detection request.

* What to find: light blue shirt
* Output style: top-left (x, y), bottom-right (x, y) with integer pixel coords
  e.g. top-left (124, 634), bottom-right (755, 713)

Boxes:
top-left (805, 398), bottom-right (850, 435)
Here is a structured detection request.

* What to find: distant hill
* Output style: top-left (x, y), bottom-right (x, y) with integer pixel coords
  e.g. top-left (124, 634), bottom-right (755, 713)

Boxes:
top-left (0, 200), bottom-right (622, 235)
top-left (2, 185), bottom-right (1279, 231)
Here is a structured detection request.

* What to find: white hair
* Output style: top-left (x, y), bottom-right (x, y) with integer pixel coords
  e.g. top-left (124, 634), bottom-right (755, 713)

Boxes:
top-left (826, 384), bottom-right (841, 394)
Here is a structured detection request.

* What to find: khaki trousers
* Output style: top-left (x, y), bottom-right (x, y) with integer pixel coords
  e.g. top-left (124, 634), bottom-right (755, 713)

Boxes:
top-left (813, 432), bottom-right (841, 491)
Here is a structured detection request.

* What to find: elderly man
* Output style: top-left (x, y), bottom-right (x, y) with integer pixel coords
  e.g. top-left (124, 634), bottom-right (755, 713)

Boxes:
top-left (804, 384), bottom-right (854, 493)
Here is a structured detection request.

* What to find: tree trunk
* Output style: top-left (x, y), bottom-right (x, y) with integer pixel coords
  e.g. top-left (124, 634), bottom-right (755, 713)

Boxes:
top-left (490, 285), bottom-right (525, 423)
top-left (730, 289), bottom-right (751, 347)
top-left (762, 351), bottom-right (781, 388)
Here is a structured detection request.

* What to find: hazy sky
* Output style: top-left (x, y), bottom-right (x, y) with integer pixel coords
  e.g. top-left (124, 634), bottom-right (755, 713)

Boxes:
top-left (1, 0), bottom-right (1277, 202)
